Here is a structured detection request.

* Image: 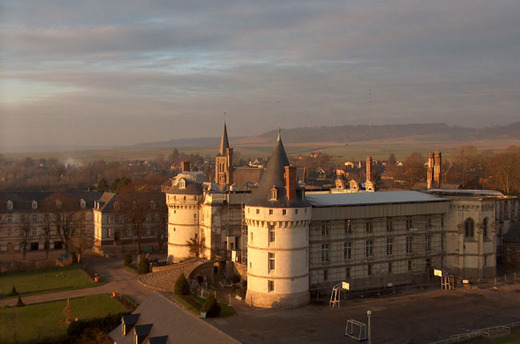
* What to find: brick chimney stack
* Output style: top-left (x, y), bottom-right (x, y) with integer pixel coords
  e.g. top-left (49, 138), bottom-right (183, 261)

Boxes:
top-left (366, 156), bottom-right (372, 183)
top-left (285, 165), bottom-right (297, 201)
top-left (434, 151), bottom-right (442, 188)
top-left (181, 160), bottom-right (191, 172)
top-left (427, 152), bottom-right (434, 189)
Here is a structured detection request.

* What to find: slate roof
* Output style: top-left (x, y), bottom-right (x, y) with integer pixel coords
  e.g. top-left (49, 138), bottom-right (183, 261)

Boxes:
top-left (503, 222), bottom-right (520, 243)
top-left (247, 130), bottom-right (309, 208)
top-left (0, 191), bottom-right (103, 211)
top-left (306, 190), bottom-right (447, 207)
top-left (109, 292), bottom-right (240, 344)
top-left (218, 122), bottom-right (230, 156)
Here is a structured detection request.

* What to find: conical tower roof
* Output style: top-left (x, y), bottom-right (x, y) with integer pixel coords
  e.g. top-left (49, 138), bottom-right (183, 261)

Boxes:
top-left (247, 129), bottom-right (309, 208)
top-left (219, 122), bottom-right (230, 155)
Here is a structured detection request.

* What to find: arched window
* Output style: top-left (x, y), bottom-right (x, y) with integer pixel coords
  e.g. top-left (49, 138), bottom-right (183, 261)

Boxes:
top-left (464, 218), bottom-right (475, 238)
top-left (482, 217), bottom-right (489, 239)
top-left (269, 187), bottom-right (277, 201)
top-left (80, 199), bottom-right (86, 209)
top-left (7, 200), bottom-right (13, 211)
top-left (32, 200), bottom-right (38, 210)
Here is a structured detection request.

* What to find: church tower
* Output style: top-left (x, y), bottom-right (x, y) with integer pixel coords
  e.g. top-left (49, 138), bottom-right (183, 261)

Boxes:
top-left (215, 122), bottom-right (233, 190)
top-left (245, 130), bottom-right (311, 308)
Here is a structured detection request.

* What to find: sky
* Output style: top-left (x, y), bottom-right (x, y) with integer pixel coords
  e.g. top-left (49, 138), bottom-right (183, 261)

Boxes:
top-left (1, 1), bottom-right (520, 151)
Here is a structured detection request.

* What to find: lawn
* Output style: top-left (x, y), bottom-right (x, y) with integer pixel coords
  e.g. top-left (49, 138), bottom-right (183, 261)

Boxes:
top-left (173, 294), bottom-right (235, 318)
top-left (0, 264), bottom-right (97, 298)
top-left (471, 328), bottom-right (520, 344)
top-left (0, 294), bottom-right (127, 343)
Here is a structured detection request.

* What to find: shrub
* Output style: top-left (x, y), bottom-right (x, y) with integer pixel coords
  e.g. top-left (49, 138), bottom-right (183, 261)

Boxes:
top-left (174, 273), bottom-right (190, 296)
top-left (136, 256), bottom-right (149, 275)
top-left (15, 295), bottom-right (25, 307)
top-left (9, 285), bottom-right (18, 296)
top-left (124, 253), bottom-right (133, 267)
top-left (201, 294), bottom-right (220, 318)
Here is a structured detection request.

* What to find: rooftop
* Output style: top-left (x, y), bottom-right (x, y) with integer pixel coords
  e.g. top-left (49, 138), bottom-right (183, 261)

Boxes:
top-left (306, 190), bottom-right (447, 207)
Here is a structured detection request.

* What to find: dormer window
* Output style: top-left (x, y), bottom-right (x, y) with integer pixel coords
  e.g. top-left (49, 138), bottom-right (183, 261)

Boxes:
top-left (80, 199), bottom-right (86, 209)
top-left (32, 200), bottom-right (38, 210)
top-left (179, 179), bottom-right (186, 189)
top-left (55, 200), bottom-right (62, 210)
top-left (7, 200), bottom-right (13, 211)
top-left (269, 187), bottom-right (278, 201)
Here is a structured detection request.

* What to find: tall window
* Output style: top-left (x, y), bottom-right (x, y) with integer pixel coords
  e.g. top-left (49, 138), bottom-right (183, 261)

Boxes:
top-left (464, 218), bottom-right (475, 238)
top-left (321, 221), bottom-right (330, 236)
top-left (388, 262), bottom-right (393, 273)
top-left (268, 280), bottom-right (274, 292)
top-left (406, 236), bottom-right (413, 253)
top-left (425, 234), bottom-right (431, 251)
top-left (367, 265), bottom-right (372, 276)
top-left (365, 240), bottom-right (373, 257)
top-left (483, 218), bottom-right (489, 239)
top-left (386, 238), bottom-right (393, 256)
top-left (408, 260), bottom-right (412, 271)
top-left (365, 219), bottom-right (373, 233)
top-left (406, 216), bottom-right (413, 230)
top-left (323, 269), bottom-right (328, 281)
top-left (268, 253), bottom-right (275, 271)
top-left (426, 215), bottom-right (432, 229)
top-left (344, 242), bottom-right (352, 260)
top-left (346, 267), bottom-right (351, 278)
top-left (321, 244), bottom-right (329, 262)
top-left (269, 225), bottom-right (275, 243)
top-left (345, 219), bottom-right (352, 233)
top-left (386, 217), bottom-right (393, 231)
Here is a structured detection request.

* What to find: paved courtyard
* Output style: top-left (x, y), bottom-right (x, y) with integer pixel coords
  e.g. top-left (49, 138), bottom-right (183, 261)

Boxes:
top-left (210, 284), bottom-right (520, 344)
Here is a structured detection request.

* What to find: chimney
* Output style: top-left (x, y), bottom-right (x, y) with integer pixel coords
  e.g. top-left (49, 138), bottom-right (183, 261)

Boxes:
top-left (427, 152), bottom-right (434, 189)
top-left (434, 151), bottom-right (442, 188)
top-left (365, 156), bottom-right (372, 183)
top-left (285, 165), bottom-right (297, 201)
top-left (181, 160), bottom-right (190, 172)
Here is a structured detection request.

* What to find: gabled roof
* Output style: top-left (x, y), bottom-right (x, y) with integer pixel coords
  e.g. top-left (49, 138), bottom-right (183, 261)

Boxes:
top-left (218, 122), bottom-right (230, 156)
top-left (247, 130), bottom-right (309, 208)
top-left (109, 292), bottom-right (240, 344)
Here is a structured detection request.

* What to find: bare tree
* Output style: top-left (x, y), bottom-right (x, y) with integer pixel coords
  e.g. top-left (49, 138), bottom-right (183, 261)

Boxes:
top-left (69, 228), bottom-right (92, 263)
top-left (19, 214), bottom-right (31, 259)
top-left (42, 193), bottom-right (79, 255)
top-left (42, 213), bottom-right (52, 259)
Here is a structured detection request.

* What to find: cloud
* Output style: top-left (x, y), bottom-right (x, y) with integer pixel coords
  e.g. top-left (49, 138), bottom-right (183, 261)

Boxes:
top-left (1, 1), bottom-right (520, 151)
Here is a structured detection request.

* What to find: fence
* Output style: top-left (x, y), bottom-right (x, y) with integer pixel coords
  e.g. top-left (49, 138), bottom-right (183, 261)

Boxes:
top-left (430, 321), bottom-right (520, 344)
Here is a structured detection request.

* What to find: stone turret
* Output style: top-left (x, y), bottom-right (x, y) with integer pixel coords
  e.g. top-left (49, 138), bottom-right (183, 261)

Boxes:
top-left (245, 130), bottom-right (311, 308)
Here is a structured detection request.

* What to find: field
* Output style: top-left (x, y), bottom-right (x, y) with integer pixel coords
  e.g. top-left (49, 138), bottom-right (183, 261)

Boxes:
top-left (0, 294), bottom-right (127, 343)
top-left (0, 265), bottom-right (97, 298)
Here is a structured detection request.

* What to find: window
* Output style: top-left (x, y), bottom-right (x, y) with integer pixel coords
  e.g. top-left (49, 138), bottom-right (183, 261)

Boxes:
top-left (32, 215), bottom-right (37, 223)
top-left (20, 214), bottom-right (25, 223)
top-left (282, 209), bottom-right (286, 215)
top-left (388, 262), bottom-right (393, 273)
top-left (344, 242), bottom-right (352, 260)
top-left (425, 234), bottom-right (431, 251)
top-left (408, 260), bottom-right (412, 271)
top-left (464, 218), bottom-right (475, 238)
top-left (32, 200), bottom-right (38, 210)
top-left (386, 238), bottom-right (393, 256)
top-left (365, 240), bottom-right (373, 257)
top-left (441, 234), bottom-right (445, 251)
top-left (107, 229), bottom-right (111, 238)
top-left (269, 209), bottom-right (273, 215)
top-left (7, 200), bottom-right (13, 211)
top-left (426, 215), bottom-right (432, 229)
top-left (386, 217), bottom-right (393, 232)
top-left (406, 216), bottom-right (413, 230)
top-left (406, 236), bottom-right (413, 253)
top-left (268, 253), bottom-right (275, 271)
top-left (483, 218), bottom-right (489, 239)
top-left (193, 213), bottom-right (197, 220)
top-left (268, 280), bottom-right (274, 292)
top-left (7, 215), bottom-right (12, 224)
top-left (295, 209), bottom-right (299, 215)
top-left (321, 244), bottom-right (329, 262)
top-left (367, 265), bottom-right (372, 276)
top-left (269, 188), bottom-right (277, 201)
top-left (365, 219), bottom-right (372, 233)
top-left (32, 228), bottom-right (37, 236)
top-left (346, 267), bottom-right (351, 278)
top-left (80, 199), bottom-right (86, 209)
top-left (321, 221), bottom-right (330, 235)
top-left (250, 231), bottom-right (254, 242)
top-left (441, 215), bottom-right (445, 228)
top-left (269, 225), bottom-right (275, 243)
top-left (345, 219), bottom-right (352, 233)
top-left (256, 209), bottom-right (260, 214)
top-left (323, 269), bottom-right (329, 281)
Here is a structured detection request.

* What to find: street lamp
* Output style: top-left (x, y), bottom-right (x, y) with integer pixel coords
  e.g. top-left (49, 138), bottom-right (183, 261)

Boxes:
top-left (367, 310), bottom-right (372, 344)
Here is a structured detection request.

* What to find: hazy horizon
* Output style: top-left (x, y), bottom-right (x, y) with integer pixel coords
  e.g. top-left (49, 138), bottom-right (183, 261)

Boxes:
top-left (2, 1), bottom-right (520, 150)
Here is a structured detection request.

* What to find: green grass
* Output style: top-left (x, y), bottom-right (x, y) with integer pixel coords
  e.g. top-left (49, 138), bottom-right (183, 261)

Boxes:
top-left (173, 294), bottom-right (235, 318)
top-left (0, 265), bottom-right (98, 298)
top-left (471, 328), bottom-right (520, 344)
top-left (0, 294), bottom-right (127, 343)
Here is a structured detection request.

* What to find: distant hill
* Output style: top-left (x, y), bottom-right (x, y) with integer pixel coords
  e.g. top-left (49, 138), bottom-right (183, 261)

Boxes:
top-left (255, 122), bottom-right (520, 143)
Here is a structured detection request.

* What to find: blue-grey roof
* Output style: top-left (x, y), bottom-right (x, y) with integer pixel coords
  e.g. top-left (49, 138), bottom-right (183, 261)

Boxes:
top-left (306, 191), bottom-right (447, 207)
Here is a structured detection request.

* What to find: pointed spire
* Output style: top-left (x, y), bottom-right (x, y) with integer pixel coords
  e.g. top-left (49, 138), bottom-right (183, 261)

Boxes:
top-left (277, 127), bottom-right (281, 142)
top-left (219, 122), bottom-right (230, 155)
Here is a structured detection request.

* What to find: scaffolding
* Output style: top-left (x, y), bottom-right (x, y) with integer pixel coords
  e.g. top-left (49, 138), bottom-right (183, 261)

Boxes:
top-left (309, 214), bottom-right (445, 294)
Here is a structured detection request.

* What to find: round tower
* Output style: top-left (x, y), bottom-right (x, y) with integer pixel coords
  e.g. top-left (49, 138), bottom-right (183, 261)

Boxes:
top-left (245, 131), bottom-right (311, 308)
top-left (165, 175), bottom-right (204, 262)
